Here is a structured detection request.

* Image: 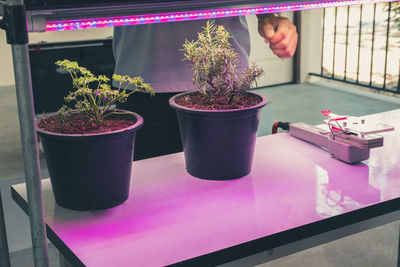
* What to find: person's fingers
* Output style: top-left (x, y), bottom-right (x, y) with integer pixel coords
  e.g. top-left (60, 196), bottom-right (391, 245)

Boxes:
top-left (264, 23), bottom-right (275, 42)
top-left (269, 18), bottom-right (292, 45)
top-left (258, 16), bottom-right (278, 42)
top-left (271, 48), bottom-right (291, 58)
top-left (269, 26), bottom-right (297, 50)
top-left (270, 36), bottom-right (298, 58)
top-left (259, 16), bottom-right (298, 58)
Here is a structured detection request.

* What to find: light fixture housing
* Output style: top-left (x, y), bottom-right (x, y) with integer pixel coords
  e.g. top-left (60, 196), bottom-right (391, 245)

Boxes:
top-left (23, 0), bottom-right (396, 32)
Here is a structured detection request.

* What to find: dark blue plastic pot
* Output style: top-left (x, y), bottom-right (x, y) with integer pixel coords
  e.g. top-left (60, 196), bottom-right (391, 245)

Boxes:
top-left (169, 91), bottom-right (268, 180)
top-left (37, 111), bottom-right (143, 210)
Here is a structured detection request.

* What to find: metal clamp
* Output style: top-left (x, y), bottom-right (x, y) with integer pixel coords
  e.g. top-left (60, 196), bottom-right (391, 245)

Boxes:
top-left (0, 4), bottom-right (28, 44)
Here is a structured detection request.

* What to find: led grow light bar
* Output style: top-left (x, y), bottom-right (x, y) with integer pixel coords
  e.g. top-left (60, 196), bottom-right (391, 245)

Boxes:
top-left (45, 0), bottom-right (394, 32)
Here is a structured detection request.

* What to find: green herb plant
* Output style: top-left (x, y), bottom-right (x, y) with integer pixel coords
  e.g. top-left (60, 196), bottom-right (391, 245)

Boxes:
top-left (182, 20), bottom-right (264, 105)
top-left (55, 59), bottom-right (154, 124)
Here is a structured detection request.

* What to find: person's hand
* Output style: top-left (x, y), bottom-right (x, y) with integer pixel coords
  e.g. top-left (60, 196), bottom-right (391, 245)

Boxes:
top-left (258, 15), bottom-right (298, 58)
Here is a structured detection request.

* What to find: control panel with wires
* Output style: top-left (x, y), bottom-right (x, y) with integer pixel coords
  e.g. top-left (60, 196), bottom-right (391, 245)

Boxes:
top-left (273, 110), bottom-right (395, 163)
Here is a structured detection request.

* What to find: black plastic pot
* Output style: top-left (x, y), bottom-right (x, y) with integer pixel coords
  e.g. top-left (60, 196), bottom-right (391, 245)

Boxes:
top-left (169, 91), bottom-right (268, 180)
top-left (37, 111), bottom-right (143, 210)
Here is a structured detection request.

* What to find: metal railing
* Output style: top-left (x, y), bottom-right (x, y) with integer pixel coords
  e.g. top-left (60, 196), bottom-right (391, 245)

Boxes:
top-left (310, 2), bottom-right (400, 93)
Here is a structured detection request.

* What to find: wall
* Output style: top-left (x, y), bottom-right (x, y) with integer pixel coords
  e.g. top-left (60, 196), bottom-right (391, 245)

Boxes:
top-left (300, 9), bottom-right (323, 82)
top-left (0, 28), bottom-right (113, 87)
top-left (248, 12), bottom-right (294, 86)
top-left (0, 30), bottom-right (15, 87)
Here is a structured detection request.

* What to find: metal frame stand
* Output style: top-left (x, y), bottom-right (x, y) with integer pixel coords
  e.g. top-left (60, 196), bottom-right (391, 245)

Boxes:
top-left (398, 223), bottom-right (400, 267)
top-left (0, 1), bottom-right (397, 267)
top-left (0, 189), bottom-right (11, 267)
top-left (1, 0), bottom-right (49, 266)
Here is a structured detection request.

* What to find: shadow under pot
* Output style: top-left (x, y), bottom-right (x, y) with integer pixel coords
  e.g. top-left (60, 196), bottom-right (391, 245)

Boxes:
top-left (37, 111), bottom-right (143, 211)
top-left (169, 91), bottom-right (268, 180)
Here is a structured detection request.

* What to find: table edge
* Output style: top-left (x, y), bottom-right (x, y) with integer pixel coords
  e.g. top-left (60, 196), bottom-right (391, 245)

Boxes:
top-left (11, 180), bottom-right (400, 266)
top-left (11, 184), bottom-right (85, 267)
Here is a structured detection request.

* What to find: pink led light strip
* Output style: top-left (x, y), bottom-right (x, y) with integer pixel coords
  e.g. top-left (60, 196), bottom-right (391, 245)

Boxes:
top-left (45, 0), bottom-right (392, 31)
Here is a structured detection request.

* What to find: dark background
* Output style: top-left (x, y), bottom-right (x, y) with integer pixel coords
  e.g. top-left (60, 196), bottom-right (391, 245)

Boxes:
top-left (29, 39), bottom-right (115, 114)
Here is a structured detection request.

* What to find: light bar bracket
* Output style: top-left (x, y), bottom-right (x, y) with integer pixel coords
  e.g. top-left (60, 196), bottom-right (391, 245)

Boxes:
top-left (25, 0), bottom-right (396, 32)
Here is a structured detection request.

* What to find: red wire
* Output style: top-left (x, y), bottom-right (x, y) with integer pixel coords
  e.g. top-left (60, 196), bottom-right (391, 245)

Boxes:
top-left (272, 121), bottom-right (279, 134)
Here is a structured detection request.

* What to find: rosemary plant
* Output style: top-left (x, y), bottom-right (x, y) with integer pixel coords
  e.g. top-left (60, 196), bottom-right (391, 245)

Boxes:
top-left (182, 20), bottom-right (264, 104)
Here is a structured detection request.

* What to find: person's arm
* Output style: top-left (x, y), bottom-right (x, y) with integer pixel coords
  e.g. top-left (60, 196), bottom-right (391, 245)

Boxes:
top-left (257, 14), bottom-right (298, 58)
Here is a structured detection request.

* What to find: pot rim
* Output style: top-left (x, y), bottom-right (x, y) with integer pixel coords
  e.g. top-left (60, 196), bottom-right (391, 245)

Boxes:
top-left (36, 109), bottom-right (143, 137)
top-left (169, 90), bottom-right (268, 114)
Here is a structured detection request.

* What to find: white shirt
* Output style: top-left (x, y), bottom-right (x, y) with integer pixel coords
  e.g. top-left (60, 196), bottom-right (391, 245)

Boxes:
top-left (112, 17), bottom-right (250, 92)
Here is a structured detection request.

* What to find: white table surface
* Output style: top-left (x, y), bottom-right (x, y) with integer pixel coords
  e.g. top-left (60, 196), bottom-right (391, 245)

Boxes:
top-left (12, 109), bottom-right (400, 267)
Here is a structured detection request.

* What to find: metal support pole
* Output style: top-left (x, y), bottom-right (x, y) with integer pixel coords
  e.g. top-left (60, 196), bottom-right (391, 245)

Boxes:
top-left (332, 7), bottom-right (338, 78)
top-left (321, 8), bottom-right (325, 75)
top-left (0, 190), bottom-right (11, 267)
top-left (369, 3), bottom-right (377, 87)
top-left (383, 2), bottom-right (391, 89)
top-left (293, 11), bottom-right (301, 84)
top-left (343, 6), bottom-right (350, 81)
top-left (398, 221), bottom-right (400, 267)
top-left (356, 5), bottom-right (363, 83)
top-left (12, 44), bottom-right (50, 267)
top-left (6, 0), bottom-right (50, 266)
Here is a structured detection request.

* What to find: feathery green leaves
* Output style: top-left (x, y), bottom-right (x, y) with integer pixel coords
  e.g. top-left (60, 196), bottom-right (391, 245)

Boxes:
top-left (55, 59), bottom-right (153, 123)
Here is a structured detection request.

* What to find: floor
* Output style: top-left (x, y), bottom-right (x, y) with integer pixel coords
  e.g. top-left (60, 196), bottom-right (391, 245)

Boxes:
top-left (1, 80), bottom-right (400, 266)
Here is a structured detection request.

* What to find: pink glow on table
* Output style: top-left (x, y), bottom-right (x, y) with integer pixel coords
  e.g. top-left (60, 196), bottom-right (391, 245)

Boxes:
top-left (12, 109), bottom-right (400, 266)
